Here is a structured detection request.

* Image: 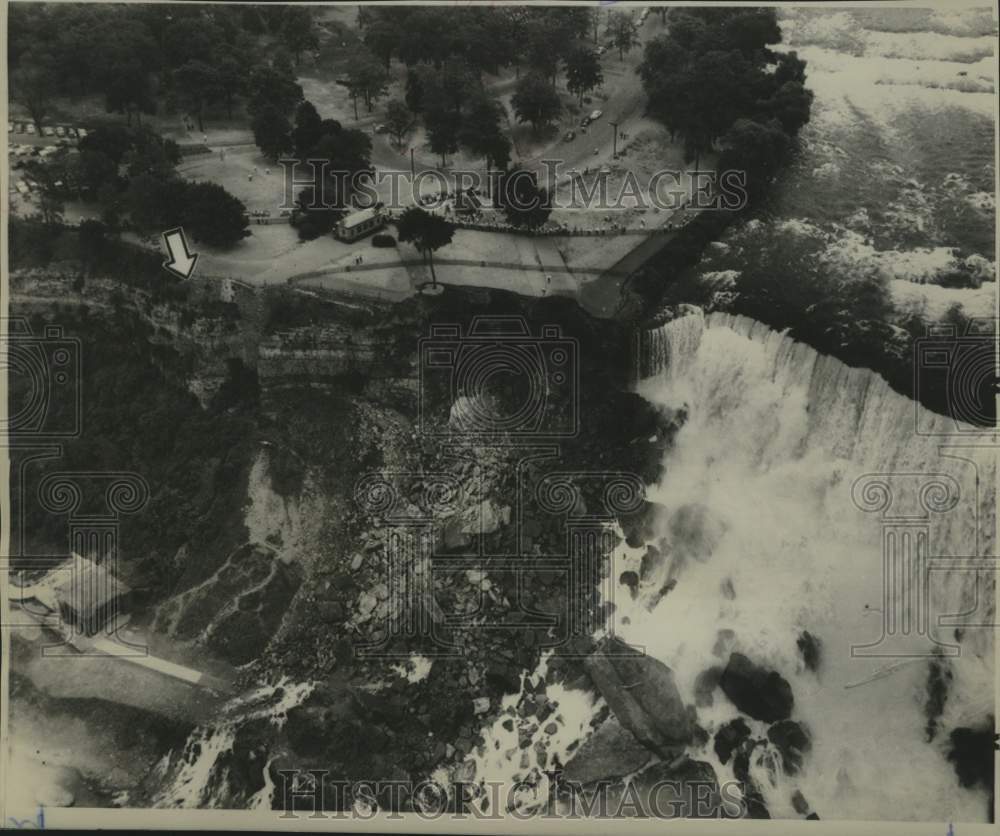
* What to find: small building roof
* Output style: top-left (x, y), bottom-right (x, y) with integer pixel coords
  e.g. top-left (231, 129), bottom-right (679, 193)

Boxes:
top-left (340, 207), bottom-right (381, 229)
top-left (51, 555), bottom-right (130, 610)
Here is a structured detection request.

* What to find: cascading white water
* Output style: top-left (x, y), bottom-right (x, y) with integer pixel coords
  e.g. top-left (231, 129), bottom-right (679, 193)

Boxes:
top-left (618, 310), bottom-right (996, 821)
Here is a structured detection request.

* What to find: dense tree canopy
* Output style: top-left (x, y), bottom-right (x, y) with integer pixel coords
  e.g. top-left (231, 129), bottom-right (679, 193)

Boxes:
top-left (8, 3), bottom-right (316, 127)
top-left (288, 105), bottom-right (374, 240)
top-left (512, 74), bottom-right (562, 134)
top-left (638, 8), bottom-right (813, 187)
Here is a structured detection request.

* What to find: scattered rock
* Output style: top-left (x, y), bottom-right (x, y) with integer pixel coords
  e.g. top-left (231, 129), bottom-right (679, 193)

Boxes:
top-left (358, 593), bottom-right (377, 616)
top-left (720, 577), bottom-right (736, 600)
top-left (767, 720), bottom-right (811, 775)
top-left (619, 570), bottom-right (640, 597)
top-left (796, 631), bottom-right (822, 672)
top-left (350, 554), bottom-right (363, 571)
top-left (544, 722), bottom-right (559, 735)
top-left (668, 503), bottom-right (727, 563)
top-left (693, 666), bottom-right (722, 707)
top-left (640, 544), bottom-right (665, 581)
top-left (583, 638), bottom-right (693, 759)
top-left (473, 697), bottom-right (491, 715)
top-left (317, 600), bottom-right (345, 622)
top-left (562, 717), bottom-right (652, 785)
top-left (712, 628), bottom-right (735, 658)
top-left (486, 663), bottom-right (522, 696)
top-left (947, 720), bottom-right (994, 794)
top-left (719, 653), bottom-right (793, 723)
top-left (714, 717), bottom-right (751, 765)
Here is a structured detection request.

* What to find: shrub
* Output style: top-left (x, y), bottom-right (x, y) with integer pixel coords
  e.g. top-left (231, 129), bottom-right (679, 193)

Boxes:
top-left (371, 233), bottom-right (395, 247)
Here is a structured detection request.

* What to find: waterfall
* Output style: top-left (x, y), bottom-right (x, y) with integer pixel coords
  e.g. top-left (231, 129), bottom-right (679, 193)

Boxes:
top-left (616, 311), bottom-right (996, 821)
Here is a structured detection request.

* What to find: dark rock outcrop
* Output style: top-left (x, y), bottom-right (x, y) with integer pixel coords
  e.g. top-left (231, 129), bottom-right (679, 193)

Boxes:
top-left (563, 717), bottom-right (652, 785)
top-left (694, 666), bottom-right (722, 707)
top-left (583, 638), bottom-right (693, 758)
top-left (767, 719), bottom-right (811, 775)
top-left (619, 570), bottom-right (640, 597)
top-left (714, 717), bottom-right (751, 765)
top-left (719, 653), bottom-right (793, 723)
top-left (796, 631), bottom-right (822, 672)
top-left (924, 656), bottom-right (953, 741)
top-left (947, 720), bottom-right (994, 806)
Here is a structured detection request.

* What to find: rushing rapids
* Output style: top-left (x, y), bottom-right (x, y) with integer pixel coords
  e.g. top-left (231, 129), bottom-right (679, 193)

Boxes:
top-left (614, 310), bottom-right (995, 820)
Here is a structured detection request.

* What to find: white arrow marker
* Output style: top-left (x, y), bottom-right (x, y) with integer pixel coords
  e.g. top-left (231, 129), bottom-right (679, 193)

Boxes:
top-left (162, 227), bottom-right (199, 279)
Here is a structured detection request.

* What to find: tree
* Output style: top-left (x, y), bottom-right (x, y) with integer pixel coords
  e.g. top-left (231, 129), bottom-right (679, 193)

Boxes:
top-left (79, 125), bottom-right (134, 165)
top-left (564, 45), bottom-right (603, 105)
top-left (252, 106), bottom-right (293, 161)
top-left (358, 7), bottom-right (402, 69)
top-left (13, 61), bottom-right (58, 132)
top-left (396, 207), bottom-right (455, 290)
top-left (425, 107), bottom-right (460, 168)
top-left (72, 150), bottom-right (118, 196)
top-left (458, 94), bottom-right (506, 166)
top-left (384, 99), bottom-right (413, 148)
top-left (247, 65), bottom-right (303, 118)
top-left (281, 7), bottom-right (317, 66)
top-left (215, 51), bottom-right (247, 119)
top-left (292, 125), bottom-right (373, 240)
top-left (101, 59), bottom-right (156, 126)
top-left (606, 12), bottom-right (639, 62)
top-left (173, 60), bottom-right (222, 133)
top-left (78, 220), bottom-right (108, 274)
top-left (125, 174), bottom-right (186, 233)
top-left (346, 49), bottom-right (390, 117)
top-left (511, 74), bottom-right (561, 134)
top-left (405, 69), bottom-right (424, 114)
top-left (499, 168), bottom-right (552, 229)
top-left (292, 101), bottom-right (324, 157)
top-left (718, 118), bottom-right (791, 201)
top-left (38, 191), bottom-right (65, 227)
top-left (181, 182), bottom-right (251, 247)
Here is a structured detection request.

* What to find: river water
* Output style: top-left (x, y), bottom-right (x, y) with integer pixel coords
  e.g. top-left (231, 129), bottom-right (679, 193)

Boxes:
top-left (699, 7), bottom-right (997, 320)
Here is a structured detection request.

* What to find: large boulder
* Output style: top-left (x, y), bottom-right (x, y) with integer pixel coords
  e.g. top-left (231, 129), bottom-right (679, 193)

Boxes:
top-left (719, 653), bottom-right (793, 723)
top-left (583, 638), bottom-right (693, 759)
top-left (714, 717), bottom-right (751, 765)
top-left (767, 719), bottom-right (811, 775)
top-left (563, 717), bottom-right (652, 785)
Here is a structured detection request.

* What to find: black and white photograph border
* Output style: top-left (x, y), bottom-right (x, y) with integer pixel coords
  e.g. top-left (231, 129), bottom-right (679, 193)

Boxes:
top-left (0, 0), bottom-right (997, 833)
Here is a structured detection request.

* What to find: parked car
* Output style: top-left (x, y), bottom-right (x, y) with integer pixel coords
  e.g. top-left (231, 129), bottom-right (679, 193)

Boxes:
top-left (7, 122), bottom-right (12, 132)
top-left (55, 126), bottom-right (66, 137)
top-left (25, 123), bottom-right (36, 134)
top-left (66, 127), bottom-right (78, 139)
top-left (589, 109), bottom-right (603, 122)
top-left (563, 130), bottom-right (576, 143)
top-left (597, 46), bottom-right (607, 56)
top-left (373, 123), bottom-right (388, 134)
top-left (42, 126), bottom-right (55, 137)
top-left (579, 116), bottom-right (591, 128)
top-left (77, 127), bottom-right (88, 139)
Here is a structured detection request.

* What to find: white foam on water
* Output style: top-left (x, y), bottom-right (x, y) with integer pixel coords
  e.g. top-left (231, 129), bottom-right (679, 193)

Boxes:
top-left (624, 312), bottom-right (995, 821)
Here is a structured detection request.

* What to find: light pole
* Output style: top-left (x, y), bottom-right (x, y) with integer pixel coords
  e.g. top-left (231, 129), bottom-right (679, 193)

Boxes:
top-left (610, 120), bottom-right (619, 159)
